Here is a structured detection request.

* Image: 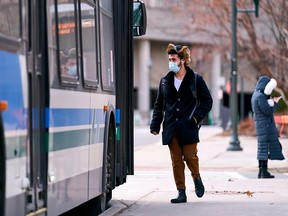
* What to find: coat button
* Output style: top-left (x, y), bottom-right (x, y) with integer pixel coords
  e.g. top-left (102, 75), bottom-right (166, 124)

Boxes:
top-left (178, 98), bottom-right (180, 101)
top-left (176, 118), bottom-right (178, 121)
top-left (176, 108), bottom-right (179, 111)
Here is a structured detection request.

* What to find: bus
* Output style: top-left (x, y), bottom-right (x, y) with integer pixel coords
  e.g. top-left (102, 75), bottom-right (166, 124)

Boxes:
top-left (0, 0), bottom-right (146, 215)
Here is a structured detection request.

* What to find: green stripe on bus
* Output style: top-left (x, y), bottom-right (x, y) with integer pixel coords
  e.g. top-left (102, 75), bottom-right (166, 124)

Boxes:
top-left (116, 126), bottom-right (120, 141)
top-left (49, 128), bottom-right (105, 152)
top-left (49, 129), bottom-right (89, 151)
top-left (5, 128), bottom-right (106, 158)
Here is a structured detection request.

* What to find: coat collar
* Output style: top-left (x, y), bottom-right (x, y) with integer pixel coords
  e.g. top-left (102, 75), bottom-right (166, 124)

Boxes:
top-left (164, 66), bottom-right (196, 81)
top-left (163, 66), bottom-right (196, 94)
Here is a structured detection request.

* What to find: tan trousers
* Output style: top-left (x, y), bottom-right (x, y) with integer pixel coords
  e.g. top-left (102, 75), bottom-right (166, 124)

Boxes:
top-left (168, 134), bottom-right (200, 189)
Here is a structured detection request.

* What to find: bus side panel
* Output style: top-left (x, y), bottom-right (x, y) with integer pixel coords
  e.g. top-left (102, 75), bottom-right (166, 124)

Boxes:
top-left (46, 89), bottom-right (91, 216)
top-left (45, 1), bottom-right (106, 214)
top-left (88, 97), bottom-right (109, 200)
top-left (0, 51), bottom-right (28, 216)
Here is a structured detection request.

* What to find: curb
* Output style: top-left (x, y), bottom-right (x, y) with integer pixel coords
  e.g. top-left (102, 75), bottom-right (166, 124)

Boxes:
top-left (99, 200), bottom-right (127, 216)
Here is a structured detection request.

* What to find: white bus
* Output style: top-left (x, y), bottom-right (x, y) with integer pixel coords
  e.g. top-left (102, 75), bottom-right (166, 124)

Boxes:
top-left (0, 0), bottom-right (146, 215)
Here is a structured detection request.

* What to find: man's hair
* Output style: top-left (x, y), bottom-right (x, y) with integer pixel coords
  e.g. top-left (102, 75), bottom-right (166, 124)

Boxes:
top-left (166, 43), bottom-right (191, 65)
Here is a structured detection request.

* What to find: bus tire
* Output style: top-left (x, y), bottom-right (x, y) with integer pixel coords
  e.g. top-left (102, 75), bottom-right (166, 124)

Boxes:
top-left (96, 117), bottom-right (116, 214)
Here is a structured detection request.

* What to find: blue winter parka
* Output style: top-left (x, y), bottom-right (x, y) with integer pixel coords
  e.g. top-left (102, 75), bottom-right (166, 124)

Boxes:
top-left (150, 67), bottom-right (213, 146)
top-left (251, 76), bottom-right (285, 160)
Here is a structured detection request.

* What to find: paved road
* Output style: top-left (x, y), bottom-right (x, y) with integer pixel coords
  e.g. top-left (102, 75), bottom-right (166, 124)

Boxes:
top-left (101, 126), bottom-right (288, 216)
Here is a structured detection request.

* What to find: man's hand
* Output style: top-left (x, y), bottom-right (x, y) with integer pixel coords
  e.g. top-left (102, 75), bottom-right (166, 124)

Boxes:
top-left (151, 131), bottom-right (159, 135)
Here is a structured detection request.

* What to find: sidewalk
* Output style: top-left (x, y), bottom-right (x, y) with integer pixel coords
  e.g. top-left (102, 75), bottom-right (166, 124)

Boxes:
top-left (102, 126), bottom-right (288, 216)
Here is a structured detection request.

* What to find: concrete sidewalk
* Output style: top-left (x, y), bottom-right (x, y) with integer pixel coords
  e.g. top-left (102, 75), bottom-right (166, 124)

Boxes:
top-left (102, 126), bottom-right (288, 216)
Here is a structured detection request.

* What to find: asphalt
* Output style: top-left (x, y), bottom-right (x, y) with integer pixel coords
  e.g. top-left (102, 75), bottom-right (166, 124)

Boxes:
top-left (100, 126), bottom-right (288, 216)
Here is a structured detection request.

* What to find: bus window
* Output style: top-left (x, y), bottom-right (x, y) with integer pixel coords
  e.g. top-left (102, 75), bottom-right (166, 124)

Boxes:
top-left (80, 2), bottom-right (98, 88)
top-left (133, 1), bottom-right (147, 37)
top-left (57, 0), bottom-right (79, 85)
top-left (47, 0), bottom-right (58, 87)
top-left (59, 48), bottom-right (77, 77)
top-left (0, 1), bottom-right (21, 38)
top-left (99, 0), bottom-right (115, 91)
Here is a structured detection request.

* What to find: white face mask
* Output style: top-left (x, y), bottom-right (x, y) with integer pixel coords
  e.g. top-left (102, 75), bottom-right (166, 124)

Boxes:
top-left (169, 62), bottom-right (180, 73)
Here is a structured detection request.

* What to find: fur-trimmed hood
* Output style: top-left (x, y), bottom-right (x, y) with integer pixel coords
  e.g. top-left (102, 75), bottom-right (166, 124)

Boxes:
top-left (255, 76), bottom-right (277, 96)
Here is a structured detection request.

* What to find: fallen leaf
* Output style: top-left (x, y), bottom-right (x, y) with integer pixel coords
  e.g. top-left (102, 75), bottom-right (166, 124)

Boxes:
top-left (244, 191), bottom-right (254, 197)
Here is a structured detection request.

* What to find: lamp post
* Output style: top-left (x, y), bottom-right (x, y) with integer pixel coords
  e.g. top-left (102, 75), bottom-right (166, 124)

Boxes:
top-left (227, 0), bottom-right (242, 151)
top-left (227, 0), bottom-right (259, 151)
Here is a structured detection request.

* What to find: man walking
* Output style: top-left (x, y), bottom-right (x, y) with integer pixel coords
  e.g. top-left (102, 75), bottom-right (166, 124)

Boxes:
top-left (150, 43), bottom-right (213, 203)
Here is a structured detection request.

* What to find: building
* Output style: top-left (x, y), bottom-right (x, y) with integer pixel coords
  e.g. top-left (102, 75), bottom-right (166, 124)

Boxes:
top-left (133, 0), bottom-right (255, 126)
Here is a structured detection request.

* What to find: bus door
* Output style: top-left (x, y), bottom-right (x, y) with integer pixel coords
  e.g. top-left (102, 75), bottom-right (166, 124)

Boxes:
top-left (0, 1), bottom-right (30, 216)
top-left (25, 0), bottom-right (48, 214)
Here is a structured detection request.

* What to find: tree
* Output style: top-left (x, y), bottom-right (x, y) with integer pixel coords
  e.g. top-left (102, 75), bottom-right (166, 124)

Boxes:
top-left (180, 0), bottom-right (288, 104)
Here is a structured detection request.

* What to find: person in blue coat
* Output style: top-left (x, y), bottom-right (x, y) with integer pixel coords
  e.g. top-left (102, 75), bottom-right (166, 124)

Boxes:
top-left (150, 43), bottom-right (213, 203)
top-left (251, 76), bottom-right (285, 178)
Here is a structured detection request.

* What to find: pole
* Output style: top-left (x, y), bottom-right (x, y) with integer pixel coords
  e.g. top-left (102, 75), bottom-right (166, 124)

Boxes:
top-left (240, 77), bottom-right (244, 120)
top-left (227, 0), bottom-right (242, 151)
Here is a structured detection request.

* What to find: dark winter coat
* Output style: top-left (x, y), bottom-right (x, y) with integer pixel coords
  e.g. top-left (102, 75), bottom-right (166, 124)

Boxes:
top-left (251, 76), bottom-right (285, 160)
top-left (150, 66), bottom-right (213, 145)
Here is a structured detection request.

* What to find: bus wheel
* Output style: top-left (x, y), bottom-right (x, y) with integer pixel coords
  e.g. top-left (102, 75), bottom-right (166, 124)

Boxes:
top-left (96, 154), bottom-right (112, 214)
top-left (97, 192), bottom-right (107, 214)
top-left (97, 123), bottom-right (115, 214)
top-left (105, 121), bottom-right (115, 202)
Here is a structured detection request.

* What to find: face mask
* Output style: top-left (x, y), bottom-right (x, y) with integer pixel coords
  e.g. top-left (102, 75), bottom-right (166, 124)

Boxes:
top-left (169, 62), bottom-right (180, 73)
top-left (67, 65), bottom-right (77, 76)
